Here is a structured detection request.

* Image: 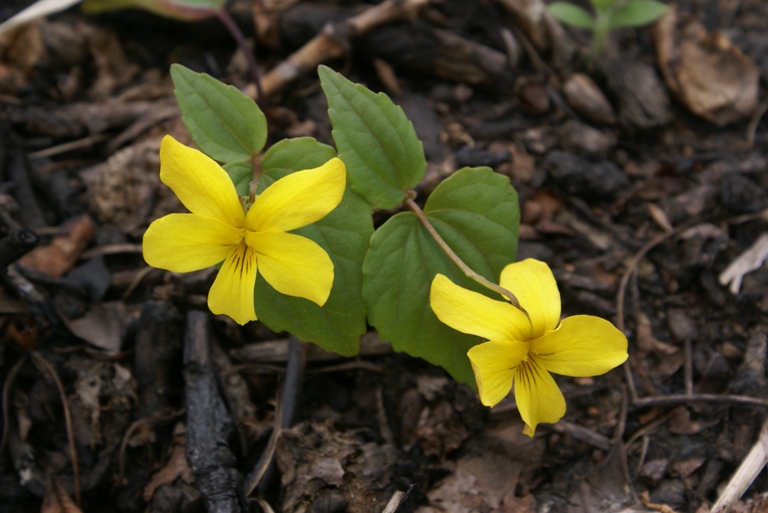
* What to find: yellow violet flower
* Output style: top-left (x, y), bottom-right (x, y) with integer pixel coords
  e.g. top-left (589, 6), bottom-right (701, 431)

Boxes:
top-left (430, 258), bottom-right (628, 436)
top-left (143, 135), bottom-right (346, 326)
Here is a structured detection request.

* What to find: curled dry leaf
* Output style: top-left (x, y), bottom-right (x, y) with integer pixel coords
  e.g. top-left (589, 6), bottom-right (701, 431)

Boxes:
top-left (143, 423), bottom-right (194, 502)
top-left (61, 302), bottom-right (128, 354)
top-left (20, 215), bottom-right (96, 277)
top-left (567, 444), bottom-right (635, 513)
top-left (651, 6), bottom-right (759, 126)
top-left (41, 478), bottom-right (83, 513)
top-left (417, 422), bottom-right (543, 513)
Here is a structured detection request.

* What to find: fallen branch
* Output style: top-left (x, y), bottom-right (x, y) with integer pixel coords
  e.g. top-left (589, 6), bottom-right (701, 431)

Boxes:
top-left (247, 0), bottom-right (428, 99)
top-left (183, 311), bottom-right (242, 513)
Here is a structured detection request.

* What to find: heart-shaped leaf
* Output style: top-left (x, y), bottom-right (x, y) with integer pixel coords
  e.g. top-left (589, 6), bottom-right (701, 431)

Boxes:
top-left (363, 167), bottom-right (520, 384)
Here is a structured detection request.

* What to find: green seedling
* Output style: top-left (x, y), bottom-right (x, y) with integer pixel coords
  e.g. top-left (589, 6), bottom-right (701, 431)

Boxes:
top-left (548, 0), bottom-right (668, 56)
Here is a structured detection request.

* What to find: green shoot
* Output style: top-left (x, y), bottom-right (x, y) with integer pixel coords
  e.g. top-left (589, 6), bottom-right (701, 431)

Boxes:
top-left (548, 0), bottom-right (668, 56)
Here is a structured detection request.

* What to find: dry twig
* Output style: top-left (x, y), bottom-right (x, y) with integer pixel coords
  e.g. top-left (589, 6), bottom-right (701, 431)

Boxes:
top-left (247, 0), bottom-right (429, 99)
top-left (31, 351), bottom-right (81, 506)
top-left (711, 419), bottom-right (768, 513)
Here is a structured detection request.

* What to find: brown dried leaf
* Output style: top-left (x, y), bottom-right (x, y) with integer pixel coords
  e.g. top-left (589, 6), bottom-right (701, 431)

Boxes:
top-left (143, 424), bottom-right (194, 502)
top-left (276, 421), bottom-right (400, 513)
top-left (637, 312), bottom-right (679, 356)
top-left (672, 457), bottom-right (705, 478)
top-left (649, 203), bottom-right (674, 233)
top-left (669, 406), bottom-right (714, 435)
top-left (79, 140), bottom-right (161, 233)
top-left (652, 7), bottom-right (759, 126)
top-left (641, 459), bottom-right (670, 484)
top-left (61, 302), bottom-right (128, 354)
top-left (20, 215), bottom-right (96, 277)
top-left (419, 422), bottom-right (541, 513)
top-left (41, 478), bottom-right (82, 513)
top-left (567, 442), bottom-right (635, 513)
top-left (1, 22), bottom-right (44, 72)
top-left (86, 26), bottom-right (140, 99)
top-left (503, 495), bottom-right (537, 513)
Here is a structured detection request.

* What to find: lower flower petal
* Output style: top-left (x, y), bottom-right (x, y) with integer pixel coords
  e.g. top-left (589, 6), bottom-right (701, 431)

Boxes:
top-left (208, 242), bottom-right (258, 325)
top-left (467, 340), bottom-right (529, 407)
top-left (514, 357), bottom-right (566, 437)
top-left (143, 213), bottom-right (242, 272)
top-left (247, 231), bottom-right (334, 306)
top-left (532, 315), bottom-right (628, 377)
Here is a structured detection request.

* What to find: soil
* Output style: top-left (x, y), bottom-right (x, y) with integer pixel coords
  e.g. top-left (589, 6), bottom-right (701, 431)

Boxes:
top-left (0, 1), bottom-right (767, 512)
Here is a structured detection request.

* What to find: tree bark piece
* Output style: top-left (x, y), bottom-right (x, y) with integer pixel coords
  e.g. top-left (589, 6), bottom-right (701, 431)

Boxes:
top-left (134, 303), bottom-right (183, 418)
top-left (0, 228), bottom-right (39, 269)
top-left (183, 311), bottom-right (242, 513)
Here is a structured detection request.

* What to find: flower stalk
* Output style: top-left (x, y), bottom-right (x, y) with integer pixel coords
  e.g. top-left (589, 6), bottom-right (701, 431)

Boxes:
top-left (404, 194), bottom-right (522, 311)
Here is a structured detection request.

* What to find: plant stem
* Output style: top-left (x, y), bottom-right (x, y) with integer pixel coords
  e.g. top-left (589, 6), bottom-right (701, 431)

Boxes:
top-left (217, 8), bottom-right (266, 105)
top-left (404, 194), bottom-right (522, 310)
top-left (592, 9), bottom-right (609, 57)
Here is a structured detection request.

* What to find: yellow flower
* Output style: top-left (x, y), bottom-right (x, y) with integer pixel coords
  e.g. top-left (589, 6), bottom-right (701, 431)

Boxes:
top-left (430, 258), bottom-right (628, 436)
top-left (143, 135), bottom-right (346, 325)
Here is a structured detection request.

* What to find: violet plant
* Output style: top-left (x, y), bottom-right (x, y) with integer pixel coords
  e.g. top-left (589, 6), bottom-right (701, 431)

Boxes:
top-left (142, 64), bottom-right (628, 434)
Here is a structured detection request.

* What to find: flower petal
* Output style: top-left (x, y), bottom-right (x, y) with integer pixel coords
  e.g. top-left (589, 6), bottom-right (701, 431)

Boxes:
top-left (514, 358), bottom-right (566, 437)
top-left (143, 213), bottom-right (242, 272)
top-left (160, 135), bottom-right (244, 227)
top-left (430, 274), bottom-right (532, 342)
top-left (246, 157), bottom-right (346, 233)
top-left (208, 242), bottom-right (258, 325)
top-left (247, 231), bottom-right (334, 306)
top-left (532, 315), bottom-right (628, 377)
top-left (500, 259), bottom-right (561, 338)
top-left (467, 340), bottom-right (529, 407)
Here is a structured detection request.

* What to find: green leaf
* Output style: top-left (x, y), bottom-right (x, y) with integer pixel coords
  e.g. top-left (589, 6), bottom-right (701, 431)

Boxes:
top-left (608, 0), bottom-right (668, 29)
top-left (260, 137), bottom-right (338, 179)
top-left (547, 2), bottom-right (596, 29)
top-left (590, 0), bottom-right (615, 12)
top-left (82, 0), bottom-right (224, 20)
top-left (223, 161), bottom-right (253, 197)
top-left (424, 167), bottom-right (520, 275)
top-left (171, 64), bottom-right (267, 164)
top-left (253, 138), bottom-right (372, 356)
top-left (319, 65), bottom-right (426, 209)
top-left (363, 167), bottom-right (520, 385)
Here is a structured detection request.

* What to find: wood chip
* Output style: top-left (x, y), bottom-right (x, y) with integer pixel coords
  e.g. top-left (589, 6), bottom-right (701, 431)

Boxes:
top-left (718, 233), bottom-right (768, 294)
